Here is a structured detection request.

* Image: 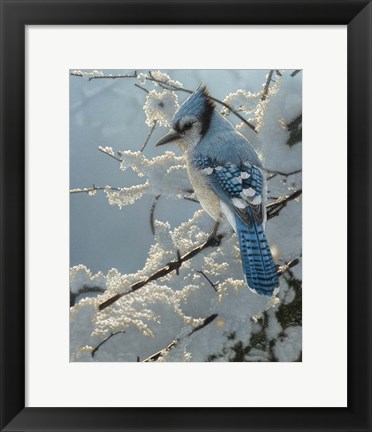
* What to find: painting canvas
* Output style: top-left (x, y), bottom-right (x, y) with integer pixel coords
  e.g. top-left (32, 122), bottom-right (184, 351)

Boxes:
top-left (70, 69), bottom-right (302, 362)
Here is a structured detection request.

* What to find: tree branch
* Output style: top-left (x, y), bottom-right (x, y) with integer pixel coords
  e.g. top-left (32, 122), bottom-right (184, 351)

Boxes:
top-left (140, 121), bottom-right (157, 153)
top-left (197, 270), bottom-right (218, 292)
top-left (149, 194), bottom-right (161, 235)
top-left (70, 285), bottom-right (106, 307)
top-left (134, 83), bottom-right (149, 93)
top-left (98, 233), bottom-right (224, 311)
top-left (70, 71), bottom-right (137, 81)
top-left (142, 313), bottom-right (219, 362)
top-left (261, 70), bottom-right (275, 101)
top-left (70, 185), bottom-right (120, 195)
top-left (287, 114), bottom-right (302, 131)
top-left (91, 330), bottom-right (126, 358)
top-left (266, 168), bottom-right (302, 179)
top-left (277, 256), bottom-right (301, 276)
top-left (290, 70), bottom-right (302, 77)
top-left (98, 146), bottom-right (122, 162)
top-left (267, 189), bottom-right (302, 219)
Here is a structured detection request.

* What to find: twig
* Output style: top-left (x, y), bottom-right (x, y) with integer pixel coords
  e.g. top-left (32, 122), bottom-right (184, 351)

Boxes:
top-left (277, 256), bottom-right (301, 275)
top-left (147, 71), bottom-right (190, 93)
top-left (70, 285), bottom-right (106, 307)
top-left (197, 270), bottom-right (218, 292)
top-left (134, 83), bottom-right (149, 93)
top-left (261, 70), bottom-right (275, 101)
top-left (143, 313), bottom-right (218, 362)
top-left (70, 71), bottom-right (137, 81)
top-left (98, 233), bottom-right (224, 311)
top-left (142, 340), bottom-right (177, 362)
top-left (140, 121), bottom-right (157, 153)
top-left (290, 70), bottom-right (302, 77)
top-left (91, 330), bottom-right (126, 358)
top-left (182, 195), bottom-right (199, 204)
top-left (287, 114), bottom-right (302, 131)
top-left (98, 146), bottom-right (122, 162)
top-left (266, 168), bottom-right (302, 177)
top-left (149, 195), bottom-right (161, 235)
top-left (190, 313), bottom-right (219, 334)
top-left (70, 185), bottom-right (120, 195)
top-left (175, 249), bottom-right (182, 276)
top-left (211, 96), bottom-right (257, 132)
top-left (275, 70), bottom-right (282, 77)
top-left (267, 189), bottom-right (302, 219)
top-left (150, 195), bottom-right (198, 235)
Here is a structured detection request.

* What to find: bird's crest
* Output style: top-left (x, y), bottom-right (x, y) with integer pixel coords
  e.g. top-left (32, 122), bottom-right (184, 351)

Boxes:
top-left (174, 84), bottom-right (215, 136)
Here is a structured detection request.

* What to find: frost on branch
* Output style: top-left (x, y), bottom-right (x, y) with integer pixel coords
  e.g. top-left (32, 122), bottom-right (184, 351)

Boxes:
top-left (223, 73), bottom-right (281, 134)
top-left (222, 89), bottom-right (262, 115)
top-left (70, 210), bottom-right (282, 362)
top-left (148, 70), bottom-right (183, 89)
top-left (144, 90), bottom-right (179, 127)
top-left (70, 69), bottom-right (302, 362)
top-left (104, 151), bottom-right (191, 209)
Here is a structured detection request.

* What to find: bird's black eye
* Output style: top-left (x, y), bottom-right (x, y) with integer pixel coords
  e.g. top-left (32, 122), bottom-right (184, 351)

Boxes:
top-left (182, 121), bottom-right (193, 131)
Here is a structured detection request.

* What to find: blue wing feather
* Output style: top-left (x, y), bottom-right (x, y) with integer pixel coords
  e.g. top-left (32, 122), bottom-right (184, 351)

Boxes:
top-left (192, 155), bottom-right (264, 225)
top-left (191, 155), bottom-right (278, 296)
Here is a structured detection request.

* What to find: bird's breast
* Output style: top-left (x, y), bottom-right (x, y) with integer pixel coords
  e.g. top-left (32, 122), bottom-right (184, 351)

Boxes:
top-left (187, 165), bottom-right (221, 221)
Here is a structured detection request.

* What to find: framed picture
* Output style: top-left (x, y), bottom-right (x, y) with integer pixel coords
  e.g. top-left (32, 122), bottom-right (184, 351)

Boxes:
top-left (1, 0), bottom-right (371, 431)
top-left (69, 67), bottom-right (303, 365)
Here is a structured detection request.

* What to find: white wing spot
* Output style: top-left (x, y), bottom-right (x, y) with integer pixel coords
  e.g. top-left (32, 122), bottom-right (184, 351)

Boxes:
top-left (243, 187), bottom-right (256, 197)
top-left (202, 167), bottom-right (214, 175)
top-left (232, 198), bottom-right (247, 209)
top-left (215, 166), bottom-right (223, 171)
top-left (241, 172), bottom-right (250, 179)
top-left (249, 195), bottom-right (262, 205)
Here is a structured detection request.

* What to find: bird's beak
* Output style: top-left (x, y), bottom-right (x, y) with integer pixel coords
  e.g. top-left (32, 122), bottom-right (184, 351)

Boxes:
top-left (155, 130), bottom-right (182, 147)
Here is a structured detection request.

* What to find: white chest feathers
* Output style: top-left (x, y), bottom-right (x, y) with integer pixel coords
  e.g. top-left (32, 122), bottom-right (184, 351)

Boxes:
top-left (187, 165), bottom-right (221, 221)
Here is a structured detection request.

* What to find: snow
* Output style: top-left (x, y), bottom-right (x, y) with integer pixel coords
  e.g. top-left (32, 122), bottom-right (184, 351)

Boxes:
top-left (70, 69), bottom-right (302, 362)
top-left (274, 326), bottom-right (302, 362)
top-left (144, 90), bottom-right (179, 127)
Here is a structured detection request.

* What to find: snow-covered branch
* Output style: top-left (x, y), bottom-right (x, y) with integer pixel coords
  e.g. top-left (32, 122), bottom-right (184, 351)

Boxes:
top-left (71, 69), bottom-right (259, 133)
top-left (98, 232), bottom-right (224, 311)
top-left (266, 189), bottom-right (302, 219)
top-left (70, 185), bottom-right (120, 195)
top-left (98, 223), bottom-right (301, 313)
top-left (142, 313), bottom-right (219, 362)
top-left (261, 70), bottom-right (275, 101)
top-left (70, 70), bottom-right (138, 81)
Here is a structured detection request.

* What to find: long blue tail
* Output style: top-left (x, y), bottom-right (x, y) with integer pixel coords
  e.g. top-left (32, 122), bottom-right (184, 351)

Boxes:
top-left (235, 216), bottom-right (279, 296)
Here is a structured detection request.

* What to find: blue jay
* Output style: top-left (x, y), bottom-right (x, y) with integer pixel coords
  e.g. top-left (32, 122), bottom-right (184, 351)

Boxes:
top-left (156, 85), bottom-right (279, 296)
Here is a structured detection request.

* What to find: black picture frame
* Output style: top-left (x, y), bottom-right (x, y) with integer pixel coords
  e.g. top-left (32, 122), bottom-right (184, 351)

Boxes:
top-left (1, 0), bottom-right (371, 431)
